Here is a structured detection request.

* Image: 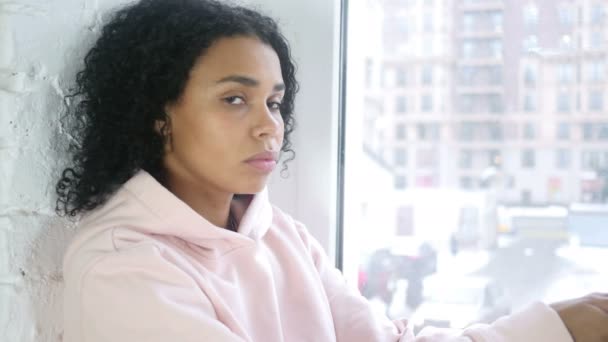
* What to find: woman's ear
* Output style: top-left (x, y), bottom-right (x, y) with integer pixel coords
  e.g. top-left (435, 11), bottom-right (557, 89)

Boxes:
top-left (155, 110), bottom-right (173, 150)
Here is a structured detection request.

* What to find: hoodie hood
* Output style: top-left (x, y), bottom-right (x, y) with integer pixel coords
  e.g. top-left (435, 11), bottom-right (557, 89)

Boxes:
top-left (72, 169), bottom-right (273, 254)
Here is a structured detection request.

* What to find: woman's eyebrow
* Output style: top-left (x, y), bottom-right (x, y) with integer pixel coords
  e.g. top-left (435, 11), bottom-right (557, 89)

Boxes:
top-left (215, 75), bottom-right (285, 92)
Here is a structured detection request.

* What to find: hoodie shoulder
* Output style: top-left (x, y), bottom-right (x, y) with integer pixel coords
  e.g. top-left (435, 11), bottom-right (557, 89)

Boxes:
top-left (62, 187), bottom-right (164, 286)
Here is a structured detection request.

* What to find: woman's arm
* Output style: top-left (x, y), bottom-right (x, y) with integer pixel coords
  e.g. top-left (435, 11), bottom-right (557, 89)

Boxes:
top-left (293, 220), bottom-right (574, 342)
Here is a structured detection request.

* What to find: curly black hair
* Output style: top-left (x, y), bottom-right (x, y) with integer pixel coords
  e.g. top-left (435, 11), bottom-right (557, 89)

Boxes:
top-left (55, 0), bottom-right (299, 217)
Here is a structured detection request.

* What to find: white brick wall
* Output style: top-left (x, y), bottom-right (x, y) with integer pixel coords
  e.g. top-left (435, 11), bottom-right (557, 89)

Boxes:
top-left (0, 1), bottom-right (129, 341)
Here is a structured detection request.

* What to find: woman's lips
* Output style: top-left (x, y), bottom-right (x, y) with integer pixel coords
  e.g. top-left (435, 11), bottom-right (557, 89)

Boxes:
top-left (245, 159), bottom-right (277, 173)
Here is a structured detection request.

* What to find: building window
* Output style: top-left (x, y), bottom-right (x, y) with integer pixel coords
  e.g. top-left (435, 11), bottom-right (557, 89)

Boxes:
top-left (523, 3), bottom-right (539, 29)
top-left (582, 123), bottom-right (594, 141)
top-left (599, 124), bottom-right (608, 140)
top-left (524, 66), bottom-right (537, 86)
top-left (557, 63), bottom-right (575, 84)
top-left (422, 94), bottom-right (433, 112)
top-left (557, 122), bottom-right (570, 140)
top-left (589, 90), bottom-right (604, 111)
top-left (396, 96), bottom-right (407, 113)
top-left (587, 61), bottom-right (605, 82)
top-left (492, 12), bottom-right (503, 32)
top-left (524, 94), bottom-right (536, 112)
top-left (422, 38), bottom-right (433, 56)
top-left (459, 123), bottom-right (475, 141)
top-left (459, 150), bottom-right (473, 169)
top-left (556, 149), bottom-right (571, 169)
top-left (417, 123), bottom-right (440, 141)
top-left (591, 3), bottom-right (606, 25)
top-left (489, 95), bottom-right (504, 113)
top-left (488, 123), bottom-right (503, 141)
top-left (396, 68), bottom-right (407, 87)
top-left (488, 149), bottom-right (502, 166)
top-left (422, 65), bottom-right (433, 85)
top-left (460, 176), bottom-right (475, 189)
top-left (590, 30), bottom-right (605, 49)
top-left (423, 12), bottom-right (433, 32)
top-left (463, 13), bottom-right (474, 31)
top-left (394, 147), bottom-right (407, 166)
top-left (558, 3), bottom-right (576, 27)
top-left (557, 92), bottom-right (572, 113)
top-left (462, 41), bottom-right (475, 59)
top-left (523, 35), bottom-right (539, 52)
top-left (523, 122), bottom-right (536, 140)
top-left (394, 175), bottom-right (407, 189)
top-left (396, 123), bottom-right (407, 140)
top-left (522, 149), bottom-right (536, 168)
top-left (491, 40), bottom-right (503, 59)
top-left (582, 150), bottom-right (600, 169)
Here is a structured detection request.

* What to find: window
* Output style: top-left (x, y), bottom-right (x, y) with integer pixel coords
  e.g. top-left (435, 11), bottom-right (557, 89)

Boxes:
top-left (582, 123), bottom-right (594, 140)
top-left (422, 65), bottom-right (433, 85)
top-left (558, 3), bottom-right (576, 27)
top-left (589, 90), bottom-right (604, 111)
top-left (396, 96), bottom-right (407, 113)
top-left (556, 149), bottom-right (571, 169)
top-left (524, 3), bottom-right (539, 28)
top-left (582, 150), bottom-right (600, 169)
top-left (422, 94), bottom-right (433, 112)
top-left (557, 92), bottom-right (572, 113)
top-left (587, 61), bottom-right (605, 82)
top-left (591, 3), bottom-right (605, 25)
top-left (488, 149), bottom-right (502, 166)
top-left (522, 149), bottom-right (536, 168)
top-left (489, 95), bottom-right (504, 113)
top-left (459, 122), bottom-right (475, 141)
top-left (557, 122), bottom-right (570, 140)
top-left (394, 147), bottom-right (407, 166)
top-left (590, 31), bottom-right (604, 49)
top-left (491, 40), bottom-right (502, 59)
top-left (524, 66), bottom-right (537, 86)
top-left (492, 12), bottom-right (503, 32)
top-left (345, 0), bottom-right (608, 325)
top-left (523, 122), bottom-right (536, 140)
top-left (462, 41), bottom-right (475, 59)
top-left (523, 35), bottom-right (539, 52)
top-left (417, 123), bottom-right (440, 141)
top-left (524, 94), bottom-right (536, 112)
top-left (557, 63), bottom-right (575, 84)
top-left (599, 124), bottom-right (608, 140)
top-left (394, 175), bottom-right (407, 189)
top-left (460, 176), bottom-right (474, 189)
top-left (460, 150), bottom-right (473, 169)
top-left (423, 12), bottom-right (433, 32)
top-left (463, 13), bottom-right (475, 32)
top-left (396, 123), bottom-right (407, 140)
top-left (396, 68), bottom-right (407, 87)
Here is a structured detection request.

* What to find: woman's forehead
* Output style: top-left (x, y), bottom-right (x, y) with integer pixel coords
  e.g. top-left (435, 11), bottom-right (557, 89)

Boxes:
top-left (190, 36), bottom-right (284, 85)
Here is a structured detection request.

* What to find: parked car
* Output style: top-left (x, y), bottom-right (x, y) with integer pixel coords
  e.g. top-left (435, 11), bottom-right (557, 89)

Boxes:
top-left (410, 275), bottom-right (511, 332)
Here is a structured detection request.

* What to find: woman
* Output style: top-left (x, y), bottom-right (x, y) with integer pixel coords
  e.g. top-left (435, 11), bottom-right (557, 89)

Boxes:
top-left (57, 0), bottom-right (608, 341)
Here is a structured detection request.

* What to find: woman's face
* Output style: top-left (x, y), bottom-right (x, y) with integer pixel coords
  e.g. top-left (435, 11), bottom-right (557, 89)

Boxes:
top-left (163, 36), bottom-right (285, 195)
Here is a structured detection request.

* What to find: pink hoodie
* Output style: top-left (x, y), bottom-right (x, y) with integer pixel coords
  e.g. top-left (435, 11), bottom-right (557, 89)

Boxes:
top-left (62, 170), bottom-right (573, 341)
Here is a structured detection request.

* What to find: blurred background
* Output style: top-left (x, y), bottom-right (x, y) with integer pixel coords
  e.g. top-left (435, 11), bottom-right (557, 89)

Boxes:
top-left (343, 0), bottom-right (608, 332)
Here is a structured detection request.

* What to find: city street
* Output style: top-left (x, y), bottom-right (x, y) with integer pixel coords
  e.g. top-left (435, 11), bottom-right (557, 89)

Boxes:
top-left (384, 234), bottom-right (608, 320)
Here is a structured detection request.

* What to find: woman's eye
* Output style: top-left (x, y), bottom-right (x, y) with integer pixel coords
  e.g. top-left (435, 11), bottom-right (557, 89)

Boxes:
top-left (268, 101), bottom-right (282, 110)
top-left (224, 96), bottom-right (245, 105)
